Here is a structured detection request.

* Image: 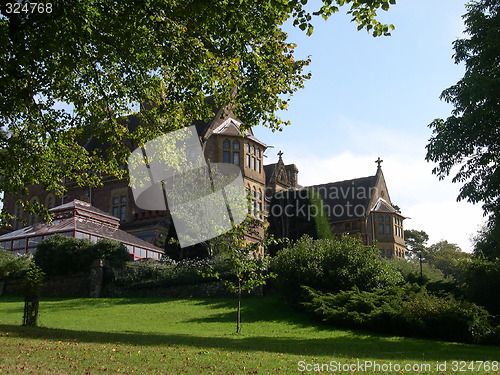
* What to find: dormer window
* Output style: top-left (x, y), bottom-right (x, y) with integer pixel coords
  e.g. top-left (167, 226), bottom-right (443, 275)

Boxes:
top-left (222, 138), bottom-right (240, 166)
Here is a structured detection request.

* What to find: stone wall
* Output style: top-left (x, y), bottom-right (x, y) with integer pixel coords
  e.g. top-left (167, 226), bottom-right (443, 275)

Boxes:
top-left (1, 276), bottom-right (237, 299)
top-left (3, 273), bottom-right (90, 297)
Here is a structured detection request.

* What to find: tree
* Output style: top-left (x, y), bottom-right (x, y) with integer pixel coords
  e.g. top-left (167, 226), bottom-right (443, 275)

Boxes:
top-left (0, 0), bottom-right (396, 224)
top-left (202, 217), bottom-right (276, 334)
top-left (22, 263), bottom-right (45, 327)
top-left (472, 216), bottom-right (500, 260)
top-left (426, 240), bottom-right (470, 278)
top-left (425, 0), bottom-right (500, 215)
top-left (404, 229), bottom-right (429, 281)
top-left (0, 250), bottom-right (31, 280)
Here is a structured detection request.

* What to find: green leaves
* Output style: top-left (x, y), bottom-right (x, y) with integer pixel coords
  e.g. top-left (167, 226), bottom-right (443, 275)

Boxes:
top-left (1, 0), bottom-right (397, 223)
top-left (426, 0), bottom-right (499, 215)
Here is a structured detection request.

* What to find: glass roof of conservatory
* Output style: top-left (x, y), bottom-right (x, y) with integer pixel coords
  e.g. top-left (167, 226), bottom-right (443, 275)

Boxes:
top-left (0, 200), bottom-right (163, 259)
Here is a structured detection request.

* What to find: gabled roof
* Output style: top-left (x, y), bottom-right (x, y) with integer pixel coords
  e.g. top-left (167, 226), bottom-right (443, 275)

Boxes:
top-left (198, 106), bottom-right (267, 147)
top-left (264, 152), bottom-right (298, 186)
top-left (264, 164), bottom-right (277, 185)
top-left (310, 175), bottom-right (377, 222)
top-left (371, 198), bottom-right (396, 213)
top-left (211, 118), bottom-right (242, 135)
top-left (371, 197), bottom-right (405, 217)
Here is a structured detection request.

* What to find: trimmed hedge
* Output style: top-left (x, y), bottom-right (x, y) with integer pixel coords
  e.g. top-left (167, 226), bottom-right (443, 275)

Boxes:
top-left (115, 258), bottom-right (223, 289)
top-left (34, 235), bottom-right (130, 276)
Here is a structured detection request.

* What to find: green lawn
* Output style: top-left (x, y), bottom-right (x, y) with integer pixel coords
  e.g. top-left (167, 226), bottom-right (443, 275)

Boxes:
top-left (0, 296), bottom-right (498, 374)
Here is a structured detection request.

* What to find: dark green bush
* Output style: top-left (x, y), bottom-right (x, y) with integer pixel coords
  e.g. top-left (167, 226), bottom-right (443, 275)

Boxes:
top-left (388, 258), bottom-right (464, 297)
top-left (389, 258), bottom-right (445, 284)
top-left (461, 257), bottom-right (500, 316)
top-left (34, 235), bottom-right (130, 276)
top-left (115, 258), bottom-right (222, 288)
top-left (270, 235), bottom-right (404, 302)
top-left (91, 239), bottom-right (131, 267)
top-left (302, 285), bottom-right (496, 344)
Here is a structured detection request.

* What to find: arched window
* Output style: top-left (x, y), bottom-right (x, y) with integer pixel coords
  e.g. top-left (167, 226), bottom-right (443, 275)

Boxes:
top-left (385, 215), bottom-right (390, 222)
top-left (251, 145), bottom-right (255, 155)
top-left (378, 214), bottom-right (384, 222)
top-left (223, 139), bottom-right (240, 165)
top-left (378, 223), bottom-right (384, 234)
top-left (111, 192), bottom-right (128, 221)
top-left (30, 197), bottom-right (39, 226)
top-left (45, 193), bottom-right (56, 209)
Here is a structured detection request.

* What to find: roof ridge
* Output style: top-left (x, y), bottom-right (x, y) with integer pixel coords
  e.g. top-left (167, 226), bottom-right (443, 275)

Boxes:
top-left (308, 174), bottom-right (376, 188)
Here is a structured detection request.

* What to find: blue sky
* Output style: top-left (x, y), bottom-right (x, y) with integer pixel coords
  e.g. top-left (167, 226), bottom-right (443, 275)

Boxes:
top-left (257, 0), bottom-right (485, 251)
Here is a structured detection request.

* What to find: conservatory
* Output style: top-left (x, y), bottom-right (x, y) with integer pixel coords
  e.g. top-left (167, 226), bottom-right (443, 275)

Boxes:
top-left (0, 200), bottom-right (163, 260)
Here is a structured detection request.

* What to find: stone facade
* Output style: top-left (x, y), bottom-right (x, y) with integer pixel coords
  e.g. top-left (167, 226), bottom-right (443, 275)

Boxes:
top-left (310, 163), bottom-right (406, 259)
top-left (2, 107), bottom-right (404, 259)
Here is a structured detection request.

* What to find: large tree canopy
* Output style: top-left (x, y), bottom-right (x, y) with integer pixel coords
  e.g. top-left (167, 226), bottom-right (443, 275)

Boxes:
top-left (0, 0), bottom-right (395, 225)
top-left (426, 0), bottom-right (499, 215)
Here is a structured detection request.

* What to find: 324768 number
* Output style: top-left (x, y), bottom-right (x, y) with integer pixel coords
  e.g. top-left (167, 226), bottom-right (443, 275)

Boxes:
top-left (5, 2), bottom-right (52, 14)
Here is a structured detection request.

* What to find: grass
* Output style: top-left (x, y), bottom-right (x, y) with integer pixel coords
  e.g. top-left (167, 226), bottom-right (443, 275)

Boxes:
top-left (0, 295), bottom-right (498, 374)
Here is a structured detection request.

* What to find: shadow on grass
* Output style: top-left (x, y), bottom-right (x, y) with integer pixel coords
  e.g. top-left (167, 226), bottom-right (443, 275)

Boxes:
top-left (0, 323), bottom-right (497, 362)
top-left (185, 296), bottom-right (322, 327)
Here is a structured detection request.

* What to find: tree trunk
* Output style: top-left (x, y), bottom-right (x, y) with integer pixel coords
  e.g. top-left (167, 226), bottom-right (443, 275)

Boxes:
top-left (23, 293), bottom-right (39, 326)
top-left (236, 281), bottom-right (241, 334)
top-left (419, 253), bottom-right (423, 283)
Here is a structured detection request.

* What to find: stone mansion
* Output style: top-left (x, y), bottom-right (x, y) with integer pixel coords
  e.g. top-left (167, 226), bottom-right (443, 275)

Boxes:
top-left (1, 106), bottom-right (405, 259)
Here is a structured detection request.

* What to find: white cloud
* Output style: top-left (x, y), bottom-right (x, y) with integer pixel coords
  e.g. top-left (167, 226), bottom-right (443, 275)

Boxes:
top-left (404, 200), bottom-right (485, 253)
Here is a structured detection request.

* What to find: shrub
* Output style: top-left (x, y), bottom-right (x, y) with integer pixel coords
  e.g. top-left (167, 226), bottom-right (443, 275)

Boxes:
top-left (302, 285), bottom-right (496, 344)
top-left (0, 250), bottom-right (32, 280)
top-left (34, 235), bottom-right (130, 276)
top-left (270, 235), bottom-right (404, 302)
top-left (461, 257), bottom-right (500, 315)
top-left (90, 239), bottom-right (130, 267)
top-left (115, 257), bottom-right (221, 289)
top-left (389, 258), bottom-right (445, 283)
top-left (388, 258), bottom-right (464, 297)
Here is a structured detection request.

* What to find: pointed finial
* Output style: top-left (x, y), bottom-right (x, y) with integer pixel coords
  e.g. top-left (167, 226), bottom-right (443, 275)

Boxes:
top-left (375, 157), bottom-right (383, 168)
top-left (277, 150), bottom-right (283, 159)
